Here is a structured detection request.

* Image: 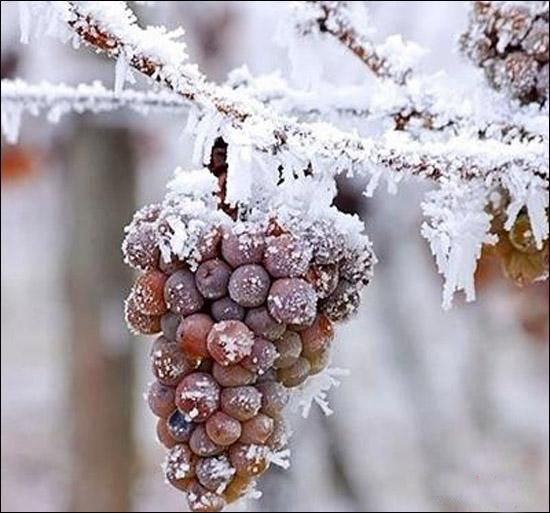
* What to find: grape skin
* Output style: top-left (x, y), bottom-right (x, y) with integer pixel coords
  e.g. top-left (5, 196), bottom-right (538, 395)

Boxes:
top-left (147, 381), bottom-right (176, 418)
top-left (211, 297), bottom-right (246, 322)
top-left (178, 313), bottom-right (214, 362)
top-left (196, 455), bottom-right (236, 493)
top-left (195, 259), bottom-right (232, 300)
top-left (264, 234), bottom-right (312, 278)
top-left (228, 264), bottom-right (271, 308)
top-left (190, 424), bottom-right (224, 457)
top-left (207, 321), bottom-right (255, 367)
top-left (205, 411), bottom-right (242, 446)
top-left (212, 363), bottom-right (256, 387)
top-left (167, 409), bottom-right (196, 443)
top-left (267, 278), bottom-right (317, 326)
top-left (176, 372), bottom-right (220, 423)
top-left (220, 386), bottom-right (262, 421)
top-left (221, 228), bottom-right (265, 268)
top-left (164, 270), bottom-right (205, 316)
top-left (244, 307), bottom-right (286, 341)
top-left (239, 414), bottom-right (274, 445)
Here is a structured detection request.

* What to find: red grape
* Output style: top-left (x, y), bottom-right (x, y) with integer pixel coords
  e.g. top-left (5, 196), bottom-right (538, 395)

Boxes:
top-left (163, 443), bottom-right (195, 490)
top-left (189, 424), bottom-right (224, 457)
top-left (132, 270), bottom-right (168, 315)
top-left (122, 222), bottom-right (159, 271)
top-left (300, 314), bottom-right (333, 358)
top-left (277, 357), bottom-right (311, 387)
top-left (241, 337), bottom-right (278, 376)
top-left (156, 417), bottom-right (178, 448)
top-left (244, 307), bottom-right (286, 341)
top-left (178, 313), bottom-right (214, 362)
top-left (150, 337), bottom-right (194, 386)
top-left (176, 372), bottom-right (220, 422)
top-left (124, 294), bottom-right (161, 335)
top-left (305, 263), bottom-right (339, 299)
top-left (220, 386), bottom-right (262, 421)
top-left (160, 311), bottom-right (181, 341)
top-left (167, 409), bottom-right (196, 443)
top-left (147, 381), bottom-right (176, 418)
top-left (211, 297), bottom-right (246, 322)
top-left (212, 363), bottom-right (256, 387)
top-left (205, 412), bottom-right (242, 446)
top-left (229, 443), bottom-right (270, 477)
top-left (266, 416), bottom-right (291, 451)
top-left (273, 330), bottom-right (302, 369)
top-left (185, 479), bottom-right (226, 512)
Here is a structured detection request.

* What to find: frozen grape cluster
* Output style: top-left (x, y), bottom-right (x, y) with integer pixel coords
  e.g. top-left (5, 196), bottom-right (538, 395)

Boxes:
top-left (460, 1), bottom-right (549, 104)
top-left (122, 165), bottom-right (374, 511)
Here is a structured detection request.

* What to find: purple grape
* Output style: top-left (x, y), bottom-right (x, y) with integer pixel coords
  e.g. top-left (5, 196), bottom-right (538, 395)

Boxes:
top-left (221, 228), bottom-right (265, 268)
top-left (196, 455), bottom-right (236, 493)
top-left (124, 294), bottom-right (161, 335)
top-left (264, 234), bottom-right (312, 278)
top-left (160, 311), bottom-right (181, 341)
top-left (147, 381), bottom-right (176, 418)
top-left (211, 297), bottom-right (246, 322)
top-left (320, 280), bottom-right (361, 322)
top-left (267, 278), bottom-right (317, 326)
top-left (122, 222), bottom-right (159, 271)
top-left (150, 337), bottom-right (194, 386)
top-left (228, 264), bottom-right (270, 308)
top-left (244, 307), bottom-right (286, 341)
top-left (164, 269), bottom-right (204, 315)
top-left (240, 337), bottom-right (278, 376)
top-left (195, 259), bottom-right (231, 300)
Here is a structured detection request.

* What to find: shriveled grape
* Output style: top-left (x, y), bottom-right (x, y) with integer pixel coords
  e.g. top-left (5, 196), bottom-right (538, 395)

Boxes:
top-left (212, 363), bottom-right (256, 387)
top-left (196, 455), bottom-right (236, 493)
top-left (147, 381), bottom-right (175, 418)
top-left (300, 314), bottom-right (334, 358)
top-left (241, 337), bottom-right (278, 376)
top-left (164, 270), bottom-right (204, 315)
top-left (305, 263), bottom-right (339, 299)
top-left (176, 372), bottom-right (220, 422)
top-left (229, 443), bottom-right (270, 477)
top-left (189, 424), bottom-right (224, 457)
top-left (256, 381), bottom-right (290, 417)
top-left (228, 264), bottom-right (270, 308)
top-left (205, 412), bottom-right (242, 446)
top-left (132, 270), bottom-right (168, 315)
top-left (277, 357), bottom-right (311, 387)
top-left (273, 330), bottom-right (302, 369)
top-left (211, 297), bottom-right (246, 322)
top-left (195, 259), bottom-right (231, 299)
top-left (239, 414), bottom-right (274, 445)
top-left (220, 386), bottom-right (262, 421)
top-left (244, 307), bottom-right (286, 341)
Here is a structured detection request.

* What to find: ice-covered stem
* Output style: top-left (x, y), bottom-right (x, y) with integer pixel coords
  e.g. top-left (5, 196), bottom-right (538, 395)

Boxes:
top-left (293, 1), bottom-right (414, 85)
top-left (0, 79), bottom-right (188, 118)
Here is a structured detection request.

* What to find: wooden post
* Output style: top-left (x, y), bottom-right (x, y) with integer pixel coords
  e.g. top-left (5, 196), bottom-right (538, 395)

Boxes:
top-left (64, 121), bottom-right (136, 511)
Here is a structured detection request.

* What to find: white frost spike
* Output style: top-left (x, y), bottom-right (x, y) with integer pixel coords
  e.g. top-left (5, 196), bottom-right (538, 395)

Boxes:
top-left (225, 130), bottom-right (253, 206)
top-left (289, 367), bottom-right (350, 418)
top-left (268, 448), bottom-right (291, 470)
top-left (115, 53), bottom-right (130, 95)
top-left (421, 181), bottom-right (496, 310)
top-left (1, 104), bottom-right (23, 144)
top-left (502, 168), bottom-right (549, 249)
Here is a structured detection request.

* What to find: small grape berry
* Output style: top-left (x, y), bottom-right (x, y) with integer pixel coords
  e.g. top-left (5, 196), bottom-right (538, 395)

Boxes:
top-left (228, 264), bottom-right (271, 308)
top-left (241, 337), bottom-right (278, 376)
top-left (221, 386), bottom-right (262, 421)
top-left (196, 455), bottom-right (236, 493)
top-left (132, 270), bottom-right (168, 316)
top-left (239, 414), bottom-right (274, 445)
top-left (221, 228), bottom-right (265, 268)
top-left (277, 357), bottom-right (311, 388)
top-left (176, 372), bottom-right (220, 422)
top-left (147, 381), bottom-right (176, 418)
top-left (244, 307), bottom-right (286, 341)
top-left (164, 270), bottom-right (204, 316)
top-left (263, 234), bottom-right (312, 278)
top-left (212, 362), bottom-right (256, 387)
top-left (273, 330), bottom-right (302, 369)
top-left (160, 311), bottom-right (181, 341)
top-left (211, 297), bottom-right (246, 322)
top-left (267, 278), bottom-right (317, 326)
top-left (205, 411), bottom-right (242, 446)
top-left (189, 424), bottom-right (224, 457)
top-left (167, 409), bottom-right (196, 443)
top-left (256, 381), bottom-right (290, 417)
top-left (195, 259), bottom-right (231, 299)
top-left (124, 294), bottom-right (161, 335)
top-left (206, 321), bottom-right (255, 366)
top-left (178, 313), bottom-right (214, 362)
top-left (163, 444), bottom-right (195, 490)
top-left (229, 443), bottom-right (270, 478)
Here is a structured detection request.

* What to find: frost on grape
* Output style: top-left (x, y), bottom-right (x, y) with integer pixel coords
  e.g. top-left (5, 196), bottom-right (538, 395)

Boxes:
top-left (289, 366), bottom-right (350, 418)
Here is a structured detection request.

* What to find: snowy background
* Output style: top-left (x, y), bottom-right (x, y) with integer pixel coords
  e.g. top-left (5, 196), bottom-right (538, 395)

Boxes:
top-left (1, 1), bottom-right (549, 512)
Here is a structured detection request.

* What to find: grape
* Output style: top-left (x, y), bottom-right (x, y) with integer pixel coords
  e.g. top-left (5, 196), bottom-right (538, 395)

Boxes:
top-left (147, 381), bottom-right (176, 418)
top-left (124, 294), bottom-right (161, 335)
top-left (205, 412), bottom-right (242, 446)
top-left (306, 344), bottom-right (331, 375)
top-left (132, 271), bottom-right (168, 315)
top-left (196, 455), bottom-right (236, 493)
top-left (228, 264), bottom-right (270, 308)
top-left (229, 443), bottom-right (270, 477)
top-left (305, 263), bottom-right (339, 299)
top-left (212, 363), bottom-right (256, 387)
top-left (239, 414), bottom-right (274, 444)
top-left (198, 226), bottom-right (222, 262)
top-left (244, 307), bottom-right (286, 341)
top-left (256, 368), bottom-right (277, 383)
top-left (211, 297), bottom-right (246, 322)
top-left (163, 444), bottom-right (195, 490)
top-left (164, 270), bottom-right (204, 315)
top-left (273, 330), bottom-right (302, 369)
top-left (222, 474), bottom-right (251, 504)
top-left (178, 313), bottom-right (214, 362)
top-left (160, 311), bottom-right (181, 341)
top-left (186, 480), bottom-right (226, 513)
top-left (195, 259), bottom-right (231, 299)
top-left (256, 381), bottom-right (290, 417)
top-left (277, 357), bottom-right (311, 387)
top-left (156, 417), bottom-right (177, 448)
top-left (150, 337), bottom-right (194, 386)
top-left (189, 424), bottom-right (224, 457)
top-left (220, 386), bottom-right (262, 421)
top-left (241, 338), bottom-right (278, 376)
top-left (176, 373), bottom-right (220, 422)
top-left (267, 278), bottom-right (317, 326)
top-left (300, 314), bottom-right (334, 358)
top-left (206, 321), bottom-right (254, 366)
top-left (167, 410), bottom-right (196, 443)
top-left (320, 280), bottom-right (361, 322)
top-left (159, 256), bottom-right (187, 274)
top-left (122, 222), bottom-right (159, 271)
top-left (264, 234), bottom-right (312, 278)
top-left (266, 416), bottom-right (291, 451)
top-left (221, 228), bottom-right (266, 268)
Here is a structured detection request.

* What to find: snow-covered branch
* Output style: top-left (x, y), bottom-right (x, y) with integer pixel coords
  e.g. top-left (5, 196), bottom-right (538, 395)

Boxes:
top-left (290, 1), bottom-right (422, 85)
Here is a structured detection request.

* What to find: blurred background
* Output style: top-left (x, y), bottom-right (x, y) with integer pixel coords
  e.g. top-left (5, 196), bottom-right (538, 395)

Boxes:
top-left (1, 2), bottom-right (548, 512)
